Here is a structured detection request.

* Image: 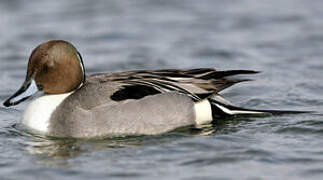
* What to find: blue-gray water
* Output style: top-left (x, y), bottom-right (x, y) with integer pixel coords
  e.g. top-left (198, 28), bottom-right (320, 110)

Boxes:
top-left (1, 0), bottom-right (323, 179)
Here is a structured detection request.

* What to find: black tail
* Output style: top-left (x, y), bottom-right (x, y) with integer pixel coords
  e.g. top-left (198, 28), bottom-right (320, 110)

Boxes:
top-left (209, 99), bottom-right (311, 119)
top-left (197, 70), bottom-right (259, 80)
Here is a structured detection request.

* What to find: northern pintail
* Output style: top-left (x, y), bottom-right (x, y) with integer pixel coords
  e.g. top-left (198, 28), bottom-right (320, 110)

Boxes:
top-left (3, 40), bottom-right (304, 138)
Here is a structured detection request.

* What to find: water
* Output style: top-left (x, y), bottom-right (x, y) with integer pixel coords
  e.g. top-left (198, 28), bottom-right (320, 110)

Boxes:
top-left (1, 0), bottom-right (323, 179)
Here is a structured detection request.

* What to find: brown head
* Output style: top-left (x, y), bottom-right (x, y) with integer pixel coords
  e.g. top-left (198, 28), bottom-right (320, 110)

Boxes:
top-left (3, 40), bottom-right (85, 107)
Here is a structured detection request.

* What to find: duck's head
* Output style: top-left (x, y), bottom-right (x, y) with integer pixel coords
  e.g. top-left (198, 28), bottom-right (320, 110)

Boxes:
top-left (3, 40), bottom-right (85, 107)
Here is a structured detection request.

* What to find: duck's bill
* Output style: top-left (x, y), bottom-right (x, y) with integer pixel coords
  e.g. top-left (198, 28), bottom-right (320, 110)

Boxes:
top-left (3, 78), bottom-right (39, 107)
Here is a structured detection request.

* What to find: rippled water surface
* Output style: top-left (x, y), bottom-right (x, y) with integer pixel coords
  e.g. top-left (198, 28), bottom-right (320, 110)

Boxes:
top-left (1, 0), bottom-right (323, 179)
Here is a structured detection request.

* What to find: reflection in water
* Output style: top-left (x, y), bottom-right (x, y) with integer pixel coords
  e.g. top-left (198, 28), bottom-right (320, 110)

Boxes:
top-left (24, 138), bottom-right (80, 158)
top-left (21, 136), bottom-right (146, 166)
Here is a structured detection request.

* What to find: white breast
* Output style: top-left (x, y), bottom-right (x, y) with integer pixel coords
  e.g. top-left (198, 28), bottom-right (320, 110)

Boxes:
top-left (22, 92), bottom-right (72, 134)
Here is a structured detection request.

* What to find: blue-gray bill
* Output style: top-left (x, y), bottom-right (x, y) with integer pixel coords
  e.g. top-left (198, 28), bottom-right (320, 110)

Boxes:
top-left (3, 78), bottom-right (39, 107)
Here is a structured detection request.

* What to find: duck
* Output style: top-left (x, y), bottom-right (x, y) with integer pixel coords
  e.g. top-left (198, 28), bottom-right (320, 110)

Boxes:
top-left (3, 40), bottom-right (303, 138)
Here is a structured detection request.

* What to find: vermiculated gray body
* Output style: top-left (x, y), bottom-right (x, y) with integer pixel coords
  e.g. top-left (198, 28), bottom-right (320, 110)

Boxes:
top-left (49, 75), bottom-right (196, 138)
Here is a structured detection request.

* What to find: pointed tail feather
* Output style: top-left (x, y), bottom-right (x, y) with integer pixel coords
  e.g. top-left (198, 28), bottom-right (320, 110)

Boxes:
top-left (209, 99), bottom-right (311, 119)
top-left (198, 70), bottom-right (260, 80)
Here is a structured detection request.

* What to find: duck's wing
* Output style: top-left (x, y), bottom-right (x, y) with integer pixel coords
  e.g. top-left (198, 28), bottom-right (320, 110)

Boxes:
top-left (88, 68), bottom-right (259, 101)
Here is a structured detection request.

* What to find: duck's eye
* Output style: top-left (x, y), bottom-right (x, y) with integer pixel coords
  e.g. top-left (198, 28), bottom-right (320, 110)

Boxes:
top-left (42, 64), bottom-right (49, 73)
top-left (42, 61), bottom-right (55, 73)
top-left (37, 84), bottom-right (43, 91)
